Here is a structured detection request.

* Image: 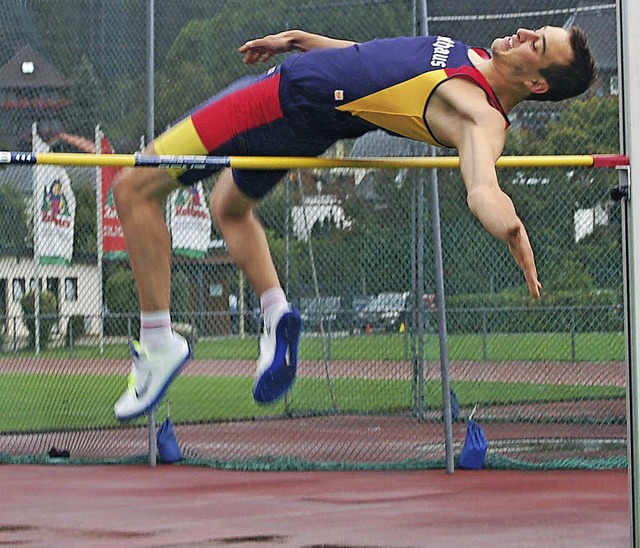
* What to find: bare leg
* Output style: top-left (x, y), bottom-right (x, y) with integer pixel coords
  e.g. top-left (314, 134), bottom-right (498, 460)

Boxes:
top-left (209, 168), bottom-right (281, 295)
top-left (112, 144), bottom-right (181, 312)
top-left (112, 144), bottom-right (193, 421)
top-left (210, 168), bottom-right (300, 405)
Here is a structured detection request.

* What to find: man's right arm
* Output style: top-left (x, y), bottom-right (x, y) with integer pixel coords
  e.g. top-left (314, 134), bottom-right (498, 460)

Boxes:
top-left (456, 116), bottom-right (542, 299)
top-left (239, 30), bottom-right (356, 65)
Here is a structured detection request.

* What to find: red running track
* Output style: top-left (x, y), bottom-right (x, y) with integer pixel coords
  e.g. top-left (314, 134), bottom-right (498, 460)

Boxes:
top-left (0, 466), bottom-right (629, 547)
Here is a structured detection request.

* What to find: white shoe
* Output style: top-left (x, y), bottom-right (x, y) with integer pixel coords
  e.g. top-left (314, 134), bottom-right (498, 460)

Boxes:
top-left (114, 333), bottom-right (191, 421)
top-left (253, 306), bottom-right (302, 404)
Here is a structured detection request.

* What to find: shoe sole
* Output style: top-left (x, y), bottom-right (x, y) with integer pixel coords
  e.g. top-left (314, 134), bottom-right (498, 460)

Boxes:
top-left (116, 347), bottom-right (193, 422)
top-left (253, 311), bottom-right (302, 404)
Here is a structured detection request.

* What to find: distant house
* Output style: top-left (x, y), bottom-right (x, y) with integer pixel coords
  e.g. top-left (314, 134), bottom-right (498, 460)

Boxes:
top-left (0, 254), bottom-right (102, 344)
top-left (0, 45), bottom-right (71, 149)
top-left (292, 194), bottom-right (352, 241)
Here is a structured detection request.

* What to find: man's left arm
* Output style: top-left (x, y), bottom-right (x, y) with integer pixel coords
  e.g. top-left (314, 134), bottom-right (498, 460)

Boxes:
top-left (239, 30), bottom-right (356, 65)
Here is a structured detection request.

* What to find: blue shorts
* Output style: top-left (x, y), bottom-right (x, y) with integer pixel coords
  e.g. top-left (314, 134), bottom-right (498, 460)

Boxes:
top-left (153, 68), bottom-right (337, 199)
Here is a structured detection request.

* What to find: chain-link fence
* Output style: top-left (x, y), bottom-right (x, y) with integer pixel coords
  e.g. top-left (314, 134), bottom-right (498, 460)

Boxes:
top-left (0, 0), bottom-right (625, 470)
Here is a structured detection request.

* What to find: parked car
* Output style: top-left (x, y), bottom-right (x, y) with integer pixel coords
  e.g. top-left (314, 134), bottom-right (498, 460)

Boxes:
top-left (299, 296), bottom-right (341, 330)
top-left (358, 292), bottom-right (411, 331)
top-left (350, 295), bottom-right (376, 331)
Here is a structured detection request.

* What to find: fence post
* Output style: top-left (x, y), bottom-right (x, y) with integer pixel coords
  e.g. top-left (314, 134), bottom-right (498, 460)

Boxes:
top-left (68, 316), bottom-right (73, 359)
top-left (482, 308), bottom-right (488, 361)
top-left (571, 306), bottom-right (577, 363)
top-left (13, 316), bottom-right (17, 355)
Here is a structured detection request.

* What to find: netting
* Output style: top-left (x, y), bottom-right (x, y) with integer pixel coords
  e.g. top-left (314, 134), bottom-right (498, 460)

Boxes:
top-left (0, 0), bottom-right (625, 470)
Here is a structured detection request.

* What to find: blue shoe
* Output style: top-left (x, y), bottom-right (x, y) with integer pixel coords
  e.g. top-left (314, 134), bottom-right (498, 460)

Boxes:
top-left (114, 333), bottom-right (191, 421)
top-left (253, 306), bottom-right (302, 404)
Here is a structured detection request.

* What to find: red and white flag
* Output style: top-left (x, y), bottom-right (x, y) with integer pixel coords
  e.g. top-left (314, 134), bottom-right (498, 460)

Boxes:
top-left (33, 130), bottom-right (76, 265)
top-left (98, 136), bottom-right (127, 259)
top-left (57, 131), bottom-right (128, 259)
top-left (170, 183), bottom-right (211, 258)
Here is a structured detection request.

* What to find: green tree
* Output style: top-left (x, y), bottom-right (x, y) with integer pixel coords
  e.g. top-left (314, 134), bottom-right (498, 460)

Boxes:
top-left (105, 268), bottom-right (138, 315)
top-left (104, 267), bottom-right (139, 336)
top-left (155, 7), bottom-right (271, 130)
top-left (541, 97), bottom-right (619, 155)
top-left (72, 179), bottom-right (97, 259)
top-left (338, 169), bottom-right (414, 296)
top-left (0, 182), bottom-right (30, 253)
top-left (499, 96), bottom-right (621, 293)
top-left (66, 55), bottom-right (106, 139)
top-left (20, 290), bottom-right (58, 349)
top-left (171, 269), bottom-right (191, 322)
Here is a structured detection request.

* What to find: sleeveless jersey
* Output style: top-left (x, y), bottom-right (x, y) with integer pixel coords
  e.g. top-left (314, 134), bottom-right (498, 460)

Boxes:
top-left (279, 35), bottom-right (509, 146)
top-left (154, 35), bottom-right (511, 198)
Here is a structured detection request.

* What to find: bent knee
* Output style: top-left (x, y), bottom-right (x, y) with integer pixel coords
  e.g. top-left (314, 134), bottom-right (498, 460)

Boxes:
top-left (209, 195), bottom-right (251, 227)
top-left (112, 167), bottom-right (138, 211)
top-left (113, 167), bottom-right (176, 213)
top-left (209, 170), bottom-right (256, 226)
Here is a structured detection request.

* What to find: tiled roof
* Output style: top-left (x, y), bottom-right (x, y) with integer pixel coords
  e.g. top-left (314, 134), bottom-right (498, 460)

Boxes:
top-left (0, 45), bottom-right (68, 89)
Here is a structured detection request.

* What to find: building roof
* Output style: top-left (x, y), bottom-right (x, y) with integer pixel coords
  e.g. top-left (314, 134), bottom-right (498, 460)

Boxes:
top-left (0, 165), bottom-right (93, 193)
top-left (571, 4), bottom-right (617, 71)
top-left (0, 45), bottom-right (68, 89)
top-left (0, 165), bottom-right (33, 193)
top-left (0, 2), bottom-right (48, 67)
top-left (425, 0), bottom-right (616, 73)
top-left (350, 131), bottom-right (418, 158)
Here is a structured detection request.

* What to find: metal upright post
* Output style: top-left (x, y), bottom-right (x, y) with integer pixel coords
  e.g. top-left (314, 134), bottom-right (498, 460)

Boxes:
top-left (146, 0), bottom-right (157, 468)
top-left (618, 0), bottom-right (639, 543)
top-left (417, 0), bottom-right (455, 474)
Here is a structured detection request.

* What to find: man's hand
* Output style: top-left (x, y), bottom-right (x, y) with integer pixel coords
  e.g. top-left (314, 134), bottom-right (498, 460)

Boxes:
top-left (466, 185), bottom-right (542, 299)
top-left (506, 222), bottom-right (542, 299)
top-left (239, 30), bottom-right (356, 65)
top-left (239, 34), bottom-right (292, 65)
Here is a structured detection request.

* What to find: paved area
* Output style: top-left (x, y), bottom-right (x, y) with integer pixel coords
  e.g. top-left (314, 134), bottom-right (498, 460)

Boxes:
top-left (0, 466), bottom-right (629, 547)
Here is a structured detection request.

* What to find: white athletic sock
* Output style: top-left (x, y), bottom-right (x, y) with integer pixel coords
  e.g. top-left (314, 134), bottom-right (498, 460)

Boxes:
top-left (260, 287), bottom-right (289, 328)
top-left (139, 310), bottom-right (173, 351)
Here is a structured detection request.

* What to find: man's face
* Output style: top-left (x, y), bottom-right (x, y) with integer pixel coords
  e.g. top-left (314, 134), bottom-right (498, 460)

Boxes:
top-left (491, 26), bottom-right (573, 80)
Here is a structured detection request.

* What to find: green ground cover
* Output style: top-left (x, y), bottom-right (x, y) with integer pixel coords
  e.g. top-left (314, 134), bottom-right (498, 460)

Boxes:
top-left (0, 372), bottom-right (623, 432)
top-left (8, 331), bottom-right (625, 362)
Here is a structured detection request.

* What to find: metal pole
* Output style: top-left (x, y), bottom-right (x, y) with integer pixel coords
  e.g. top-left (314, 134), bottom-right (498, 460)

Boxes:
top-left (239, 271), bottom-right (245, 338)
top-left (285, 174), bottom-right (291, 294)
top-left (30, 123), bottom-right (41, 356)
top-left (410, 166), bottom-right (420, 415)
top-left (146, 0), bottom-right (155, 143)
top-left (2, 151), bottom-right (624, 169)
top-left (146, 0), bottom-right (157, 468)
top-left (619, 0), bottom-right (639, 543)
top-left (429, 164), bottom-right (455, 475)
top-left (416, 156), bottom-right (427, 421)
top-left (95, 126), bottom-right (105, 356)
top-left (418, 0), bottom-right (455, 474)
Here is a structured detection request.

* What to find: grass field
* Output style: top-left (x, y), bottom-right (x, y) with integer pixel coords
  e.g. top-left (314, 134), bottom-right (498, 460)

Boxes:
top-left (0, 371), bottom-right (624, 432)
top-left (0, 331), bottom-right (624, 433)
top-left (8, 331), bottom-right (626, 362)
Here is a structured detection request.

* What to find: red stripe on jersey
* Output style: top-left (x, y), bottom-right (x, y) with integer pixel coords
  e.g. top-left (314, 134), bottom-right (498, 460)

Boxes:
top-left (445, 65), bottom-right (510, 127)
top-left (191, 72), bottom-right (283, 151)
top-left (472, 47), bottom-right (491, 61)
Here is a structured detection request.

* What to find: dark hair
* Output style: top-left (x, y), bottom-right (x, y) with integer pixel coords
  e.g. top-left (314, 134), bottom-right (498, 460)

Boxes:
top-left (528, 26), bottom-right (597, 102)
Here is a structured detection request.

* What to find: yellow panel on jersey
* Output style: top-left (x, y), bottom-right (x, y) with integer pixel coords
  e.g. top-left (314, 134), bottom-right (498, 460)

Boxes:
top-left (335, 70), bottom-right (446, 145)
top-left (154, 117), bottom-right (208, 179)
